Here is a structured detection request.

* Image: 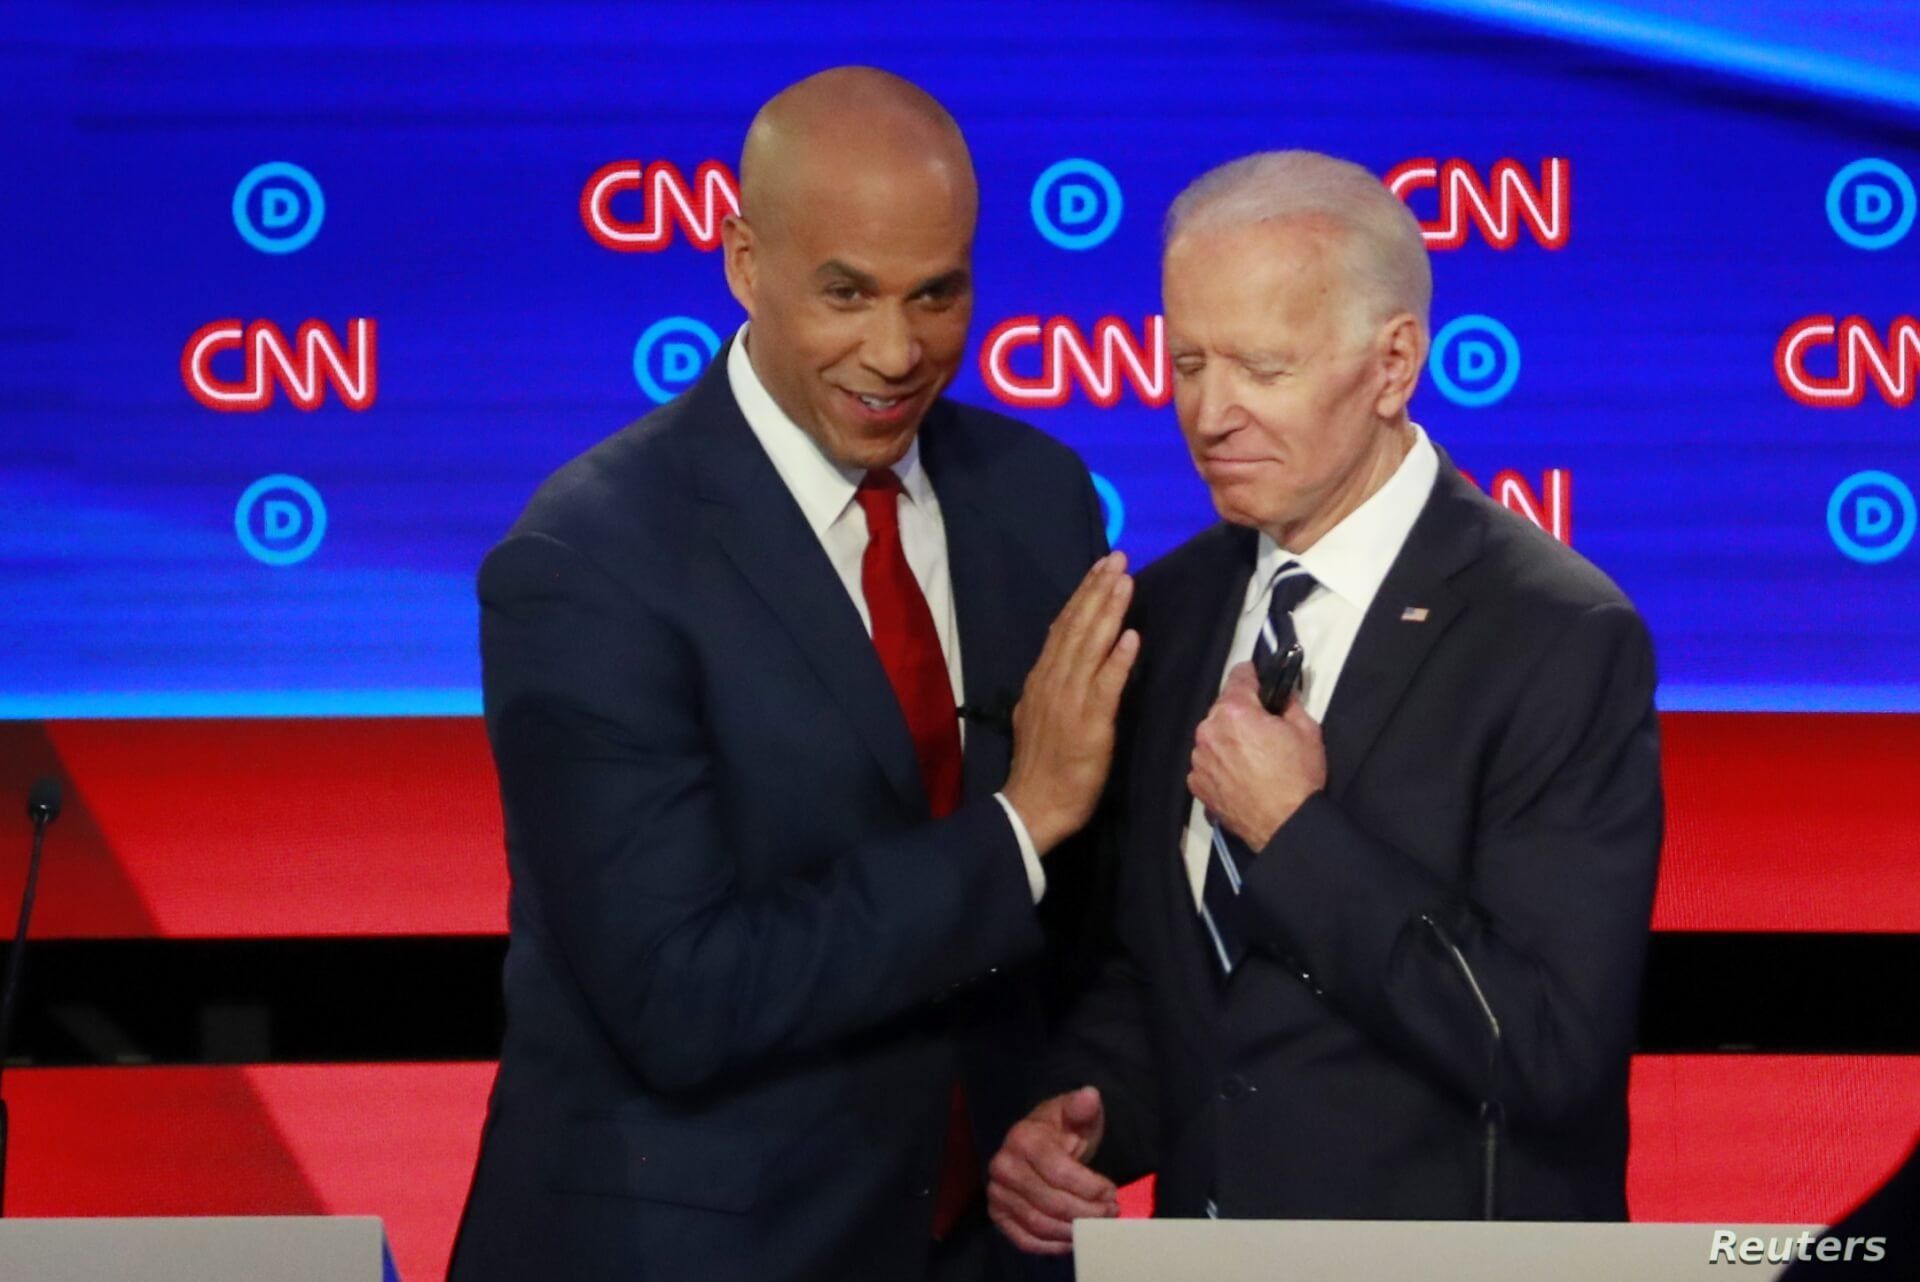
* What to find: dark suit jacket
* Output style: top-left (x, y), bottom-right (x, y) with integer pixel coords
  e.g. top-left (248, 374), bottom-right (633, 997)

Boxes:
top-left (448, 354), bottom-right (1108, 1282)
top-left (1047, 454), bottom-right (1663, 1223)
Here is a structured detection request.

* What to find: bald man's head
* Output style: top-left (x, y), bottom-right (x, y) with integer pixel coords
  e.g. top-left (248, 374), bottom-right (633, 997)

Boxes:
top-left (739, 67), bottom-right (977, 240)
top-left (721, 68), bottom-right (978, 470)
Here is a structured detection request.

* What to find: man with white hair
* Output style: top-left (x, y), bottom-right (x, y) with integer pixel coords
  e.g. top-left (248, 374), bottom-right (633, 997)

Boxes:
top-left (986, 150), bottom-right (1663, 1251)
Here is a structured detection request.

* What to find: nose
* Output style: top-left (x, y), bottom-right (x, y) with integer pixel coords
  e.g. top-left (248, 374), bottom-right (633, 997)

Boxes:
top-left (861, 303), bottom-right (921, 383)
top-left (1186, 365), bottom-right (1243, 443)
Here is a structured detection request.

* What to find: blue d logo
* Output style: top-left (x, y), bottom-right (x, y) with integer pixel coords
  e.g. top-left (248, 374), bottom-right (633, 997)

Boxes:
top-left (1826, 159), bottom-right (1916, 251)
top-left (1032, 160), bottom-right (1123, 251)
top-left (1828, 471), bottom-right (1917, 564)
top-left (1429, 315), bottom-right (1521, 408)
top-left (233, 162), bottom-right (326, 254)
top-left (633, 317), bottom-right (721, 404)
top-left (235, 474), bottom-right (328, 565)
top-left (1091, 472), bottom-right (1126, 547)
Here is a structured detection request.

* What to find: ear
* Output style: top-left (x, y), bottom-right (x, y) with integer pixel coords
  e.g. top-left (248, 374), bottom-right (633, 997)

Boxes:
top-left (1371, 311), bottom-right (1427, 419)
top-left (720, 214), bottom-right (757, 315)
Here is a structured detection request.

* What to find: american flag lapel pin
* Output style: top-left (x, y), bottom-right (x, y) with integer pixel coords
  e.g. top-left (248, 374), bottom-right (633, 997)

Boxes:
top-left (1400, 606), bottom-right (1430, 623)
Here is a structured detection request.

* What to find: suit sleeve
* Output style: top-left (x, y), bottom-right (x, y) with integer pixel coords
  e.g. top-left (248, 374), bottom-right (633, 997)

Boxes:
top-left (1032, 685), bottom-right (1163, 1185)
top-left (481, 530), bottom-right (1045, 1094)
top-left (1240, 600), bottom-right (1662, 1131)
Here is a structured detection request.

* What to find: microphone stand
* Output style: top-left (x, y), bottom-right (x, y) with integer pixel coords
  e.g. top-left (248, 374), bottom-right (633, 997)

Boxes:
top-left (1422, 913), bottom-right (1503, 1221)
top-left (0, 780), bottom-right (61, 1216)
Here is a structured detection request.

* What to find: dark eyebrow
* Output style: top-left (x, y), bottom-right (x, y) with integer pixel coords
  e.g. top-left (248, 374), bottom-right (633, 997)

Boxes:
top-left (911, 268), bottom-right (970, 297)
top-left (815, 260), bottom-right (879, 292)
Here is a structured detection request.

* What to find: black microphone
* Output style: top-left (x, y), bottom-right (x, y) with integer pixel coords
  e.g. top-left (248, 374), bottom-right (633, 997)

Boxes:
top-left (0, 776), bottom-right (62, 1216)
top-left (957, 689), bottom-right (1016, 734)
top-left (1422, 912), bottom-right (1503, 1221)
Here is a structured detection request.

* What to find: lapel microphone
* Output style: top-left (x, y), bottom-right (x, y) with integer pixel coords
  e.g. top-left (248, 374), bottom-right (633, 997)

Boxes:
top-left (956, 690), bottom-right (1015, 733)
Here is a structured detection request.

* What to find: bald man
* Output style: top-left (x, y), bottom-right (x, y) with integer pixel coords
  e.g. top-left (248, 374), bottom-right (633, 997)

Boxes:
top-left (447, 69), bottom-right (1132, 1282)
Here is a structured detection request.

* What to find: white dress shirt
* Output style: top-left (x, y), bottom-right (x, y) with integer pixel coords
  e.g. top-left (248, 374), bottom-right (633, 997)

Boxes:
top-left (1179, 425), bottom-right (1440, 907)
top-left (728, 327), bottom-right (1045, 901)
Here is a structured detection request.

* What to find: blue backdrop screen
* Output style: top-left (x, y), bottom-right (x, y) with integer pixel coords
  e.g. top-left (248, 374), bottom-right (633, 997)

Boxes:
top-left (5, 1), bottom-right (1918, 717)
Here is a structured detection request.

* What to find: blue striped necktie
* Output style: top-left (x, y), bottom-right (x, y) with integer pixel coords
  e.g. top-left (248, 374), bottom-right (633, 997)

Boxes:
top-left (1198, 561), bottom-right (1316, 976)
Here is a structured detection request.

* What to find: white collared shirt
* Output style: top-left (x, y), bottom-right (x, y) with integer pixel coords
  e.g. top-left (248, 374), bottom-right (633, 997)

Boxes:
top-left (1179, 425), bottom-right (1440, 907)
top-left (727, 327), bottom-right (1045, 900)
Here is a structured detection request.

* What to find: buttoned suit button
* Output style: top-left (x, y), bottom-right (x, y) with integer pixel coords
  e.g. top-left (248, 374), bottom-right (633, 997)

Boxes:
top-left (1219, 1074), bottom-right (1247, 1100)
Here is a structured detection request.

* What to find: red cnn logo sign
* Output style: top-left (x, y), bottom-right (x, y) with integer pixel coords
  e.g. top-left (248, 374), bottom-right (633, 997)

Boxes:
top-left (1385, 158), bottom-right (1570, 250)
top-left (980, 315), bottom-right (1168, 409)
top-left (182, 319), bottom-right (377, 412)
top-left (1775, 315), bottom-right (1920, 408)
top-left (581, 160), bottom-right (740, 252)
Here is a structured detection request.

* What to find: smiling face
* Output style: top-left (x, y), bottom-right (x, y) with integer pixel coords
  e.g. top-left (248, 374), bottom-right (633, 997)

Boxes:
top-left (722, 144), bottom-right (974, 471)
top-left (1163, 216), bottom-right (1422, 550)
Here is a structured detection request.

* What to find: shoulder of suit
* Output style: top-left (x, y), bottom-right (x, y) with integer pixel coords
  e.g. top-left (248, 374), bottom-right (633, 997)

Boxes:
top-left (1448, 475), bottom-right (1640, 622)
top-left (1132, 522), bottom-right (1246, 611)
top-left (931, 395), bottom-right (1091, 485)
top-left (514, 397), bottom-right (696, 534)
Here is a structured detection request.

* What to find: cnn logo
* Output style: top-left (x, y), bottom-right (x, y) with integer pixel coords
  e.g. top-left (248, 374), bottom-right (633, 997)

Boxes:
top-left (582, 160), bottom-right (739, 252)
top-left (1386, 158), bottom-right (1570, 250)
top-left (182, 319), bottom-right (376, 412)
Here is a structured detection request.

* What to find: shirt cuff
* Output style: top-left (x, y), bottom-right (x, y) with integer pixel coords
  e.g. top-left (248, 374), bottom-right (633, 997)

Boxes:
top-left (994, 791), bottom-right (1047, 904)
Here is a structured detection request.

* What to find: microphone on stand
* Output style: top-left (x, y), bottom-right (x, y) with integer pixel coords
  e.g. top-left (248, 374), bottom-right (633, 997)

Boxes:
top-left (1422, 912), bottom-right (1503, 1221)
top-left (0, 776), bottom-right (62, 1217)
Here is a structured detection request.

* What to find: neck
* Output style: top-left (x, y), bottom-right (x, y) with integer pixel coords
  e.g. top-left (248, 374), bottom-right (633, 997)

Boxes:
top-left (1268, 418), bottom-right (1414, 553)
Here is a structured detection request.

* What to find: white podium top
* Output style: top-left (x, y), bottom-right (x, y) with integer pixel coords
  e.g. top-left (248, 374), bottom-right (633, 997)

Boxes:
top-left (0, 1216), bottom-right (388, 1282)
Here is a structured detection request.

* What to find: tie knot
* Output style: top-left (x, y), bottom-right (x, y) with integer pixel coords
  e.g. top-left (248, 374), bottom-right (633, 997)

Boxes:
top-left (1266, 562), bottom-right (1317, 617)
top-left (856, 469), bottom-right (904, 534)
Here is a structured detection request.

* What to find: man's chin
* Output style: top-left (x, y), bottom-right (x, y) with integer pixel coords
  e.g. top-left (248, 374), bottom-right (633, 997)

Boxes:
top-left (822, 425), bottom-right (921, 472)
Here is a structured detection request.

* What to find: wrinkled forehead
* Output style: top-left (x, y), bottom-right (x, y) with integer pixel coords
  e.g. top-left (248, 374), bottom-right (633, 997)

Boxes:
top-left (1163, 221), bottom-right (1351, 338)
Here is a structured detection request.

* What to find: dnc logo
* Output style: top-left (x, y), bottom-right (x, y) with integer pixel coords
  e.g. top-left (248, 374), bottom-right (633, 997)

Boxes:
top-left (1429, 315), bottom-right (1520, 408)
top-left (1826, 159), bottom-right (1915, 251)
top-left (1828, 471), bottom-right (1916, 564)
top-left (1031, 159), bottom-right (1123, 251)
top-left (634, 317), bottom-right (721, 403)
top-left (235, 474), bottom-right (327, 566)
top-left (233, 162), bottom-right (325, 254)
top-left (583, 160), bottom-right (739, 253)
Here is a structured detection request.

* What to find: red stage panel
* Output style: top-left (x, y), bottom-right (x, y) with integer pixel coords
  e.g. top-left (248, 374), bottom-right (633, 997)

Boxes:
top-left (0, 718), bottom-right (507, 938)
top-left (1627, 1054), bottom-right (1920, 1223)
top-left (7, 1063), bottom-right (495, 1282)
top-left (1654, 713), bottom-right (1920, 932)
top-left (3, 712), bottom-right (1917, 937)
top-left (11, 1057), bottom-right (1911, 1273)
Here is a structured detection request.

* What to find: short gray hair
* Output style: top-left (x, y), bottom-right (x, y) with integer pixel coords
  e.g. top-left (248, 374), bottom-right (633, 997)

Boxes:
top-left (1164, 150), bottom-right (1432, 339)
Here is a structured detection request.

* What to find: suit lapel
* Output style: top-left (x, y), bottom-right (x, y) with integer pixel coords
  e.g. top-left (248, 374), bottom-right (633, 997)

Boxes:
top-left (1143, 526), bottom-right (1256, 1005)
top-left (690, 353), bottom-right (927, 816)
top-left (1320, 457), bottom-right (1485, 797)
top-left (919, 412), bottom-right (1028, 804)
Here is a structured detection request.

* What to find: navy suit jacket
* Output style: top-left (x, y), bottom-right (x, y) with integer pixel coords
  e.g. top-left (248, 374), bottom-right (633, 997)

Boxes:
top-left (448, 354), bottom-right (1107, 1282)
top-left (1047, 456), bottom-right (1663, 1224)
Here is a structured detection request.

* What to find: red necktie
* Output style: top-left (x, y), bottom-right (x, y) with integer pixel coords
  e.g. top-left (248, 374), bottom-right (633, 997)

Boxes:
top-left (854, 470), bottom-right (975, 1237)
